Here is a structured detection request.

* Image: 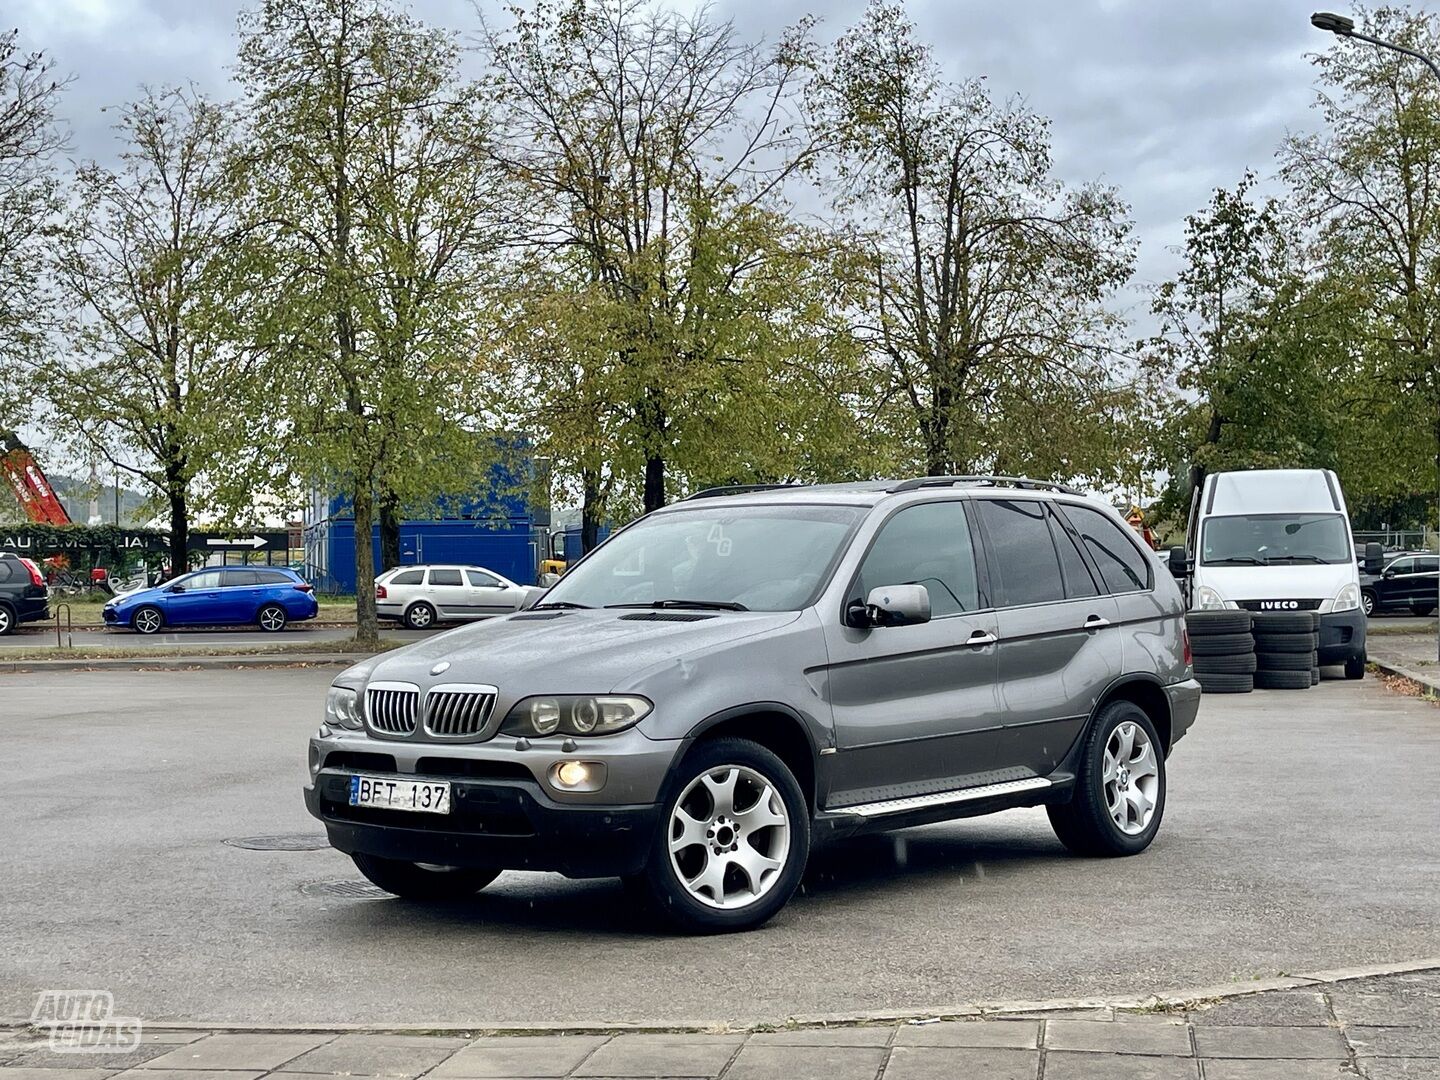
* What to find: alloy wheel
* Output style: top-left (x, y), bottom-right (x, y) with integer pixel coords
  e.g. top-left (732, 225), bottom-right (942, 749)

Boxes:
top-left (259, 606), bottom-right (286, 631)
top-left (134, 608), bottom-right (162, 634)
top-left (1102, 721), bottom-right (1160, 836)
top-left (0, 608), bottom-right (10, 635)
top-left (408, 605), bottom-right (433, 628)
top-left (667, 764), bottom-right (790, 910)
top-left (1362, 592), bottom-right (1375, 616)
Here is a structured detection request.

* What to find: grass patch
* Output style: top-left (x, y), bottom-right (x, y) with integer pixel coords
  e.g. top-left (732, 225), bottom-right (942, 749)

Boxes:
top-left (0, 636), bottom-right (402, 663)
top-left (1366, 622), bottom-right (1438, 636)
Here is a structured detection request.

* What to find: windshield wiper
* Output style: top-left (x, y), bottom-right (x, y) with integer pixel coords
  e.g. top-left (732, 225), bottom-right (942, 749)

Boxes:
top-left (1266, 555), bottom-right (1327, 564)
top-left (532, 600), bottom-right (592, 610)
top-left (1209, 556), bottom-right (1267, 565)
top-left (606, 599), bottom-right (750, 612)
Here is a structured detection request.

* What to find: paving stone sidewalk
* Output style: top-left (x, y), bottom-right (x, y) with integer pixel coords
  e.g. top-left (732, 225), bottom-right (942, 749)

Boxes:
top-left (1368, 632), bottom-right (1440, 694)
top-left (1, 970), bottom-right (1435, 1080)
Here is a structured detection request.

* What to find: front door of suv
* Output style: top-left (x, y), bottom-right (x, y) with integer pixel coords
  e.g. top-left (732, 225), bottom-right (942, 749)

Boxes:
top-left (822, 500), bottom-right (1003, 806)
top-left (973, 497), bottom-right (1123, 778)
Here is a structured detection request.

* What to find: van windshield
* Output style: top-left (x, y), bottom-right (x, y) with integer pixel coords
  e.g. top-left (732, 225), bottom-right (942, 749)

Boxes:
top-left (1200, 514), bottom-right (1352, 566)
top-left (539, 504), bottom-right (864, 612)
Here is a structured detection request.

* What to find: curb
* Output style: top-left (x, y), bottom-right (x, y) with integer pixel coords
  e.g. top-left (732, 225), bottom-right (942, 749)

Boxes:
top-left (0, 654), bottom-right (359, 673)
top-left (1370, 657), bottom-right (1440, 695)
top-left (6, 956), bottom-right (1437, 1039)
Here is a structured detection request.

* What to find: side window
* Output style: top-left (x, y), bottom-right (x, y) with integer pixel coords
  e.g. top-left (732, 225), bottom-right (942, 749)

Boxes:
top-left (1422, 558), bottom-right (1440, 575)
top-left (186, 570), bottom-right (223, 590)
top-left (0, 559), bottom-right (14, 583)
top-left (975, 499), bottom-right (1066, 607)
top-left (854, 501), bottom-right (980, 617)
top-left (428, 568), bottom-right (463, 586)
top-left (390, 569), bottom-right (424, 586)
top-left (466, 570), bottom-right (500, 588)
top-left (1049, 510), bottom-right (1099, 598)
top-left (1058, 503), bottom-right (1153, 593)
top-left (255, 569), bottom-right (291, 584)
top-left (226, 570), bottom-right (260, 587)
top-left (1390, 558), bottom-right (1415, 575)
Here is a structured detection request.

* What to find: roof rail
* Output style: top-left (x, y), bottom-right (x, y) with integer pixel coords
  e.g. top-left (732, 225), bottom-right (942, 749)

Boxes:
top-left (684, 483), bottom-right (807, 501)
top-left (886, 475), bottom-right (1083, 496)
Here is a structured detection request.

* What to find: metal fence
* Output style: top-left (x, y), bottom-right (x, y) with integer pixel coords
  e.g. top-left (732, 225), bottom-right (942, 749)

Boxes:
top-left (1354, 529), bottom-right (1437, 553)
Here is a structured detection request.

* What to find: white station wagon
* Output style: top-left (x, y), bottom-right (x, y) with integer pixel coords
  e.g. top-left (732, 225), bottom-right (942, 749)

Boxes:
top-left (375, 564), bottom-right (528, 629)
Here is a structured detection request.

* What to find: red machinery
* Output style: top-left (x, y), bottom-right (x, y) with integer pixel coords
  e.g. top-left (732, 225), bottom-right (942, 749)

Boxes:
top-left (1, 431), bottom-right (71, 525)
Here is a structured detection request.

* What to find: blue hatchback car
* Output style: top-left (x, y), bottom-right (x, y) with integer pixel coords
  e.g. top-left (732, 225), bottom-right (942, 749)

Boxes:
top-left (103, 566), bottom-right (320, 634)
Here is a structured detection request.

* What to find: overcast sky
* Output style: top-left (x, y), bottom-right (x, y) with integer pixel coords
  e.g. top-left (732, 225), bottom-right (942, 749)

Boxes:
top-left (12, 0), bottom-right (1331, 318)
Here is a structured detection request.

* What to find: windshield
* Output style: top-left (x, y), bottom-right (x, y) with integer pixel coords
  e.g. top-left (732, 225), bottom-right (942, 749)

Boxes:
top-left (1200, 513), bottom-right (1352, 566)
top-left (540, 504), bottom-right (865, 612)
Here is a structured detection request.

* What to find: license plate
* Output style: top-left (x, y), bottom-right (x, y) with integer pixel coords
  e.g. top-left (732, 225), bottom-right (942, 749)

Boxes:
top-left (348, 775), bottom-right (451, 814)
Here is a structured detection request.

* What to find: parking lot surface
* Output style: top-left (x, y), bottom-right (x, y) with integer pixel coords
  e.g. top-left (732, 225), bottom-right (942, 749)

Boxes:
top-left (1, 668), bottom-right (1437, 1027)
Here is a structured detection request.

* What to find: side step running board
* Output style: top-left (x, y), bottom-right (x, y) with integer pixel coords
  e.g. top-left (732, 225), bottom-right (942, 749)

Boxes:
top-left (839, 777), bottom-right (1053, 818)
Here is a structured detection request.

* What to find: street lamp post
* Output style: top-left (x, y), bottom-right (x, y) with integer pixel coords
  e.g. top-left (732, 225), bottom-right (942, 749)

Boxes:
top-left (1311, 12), bottom-right (1440, 663)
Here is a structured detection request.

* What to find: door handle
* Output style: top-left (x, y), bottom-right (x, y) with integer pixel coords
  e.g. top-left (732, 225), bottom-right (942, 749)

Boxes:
top-left (966, 630), bottom-right (998, 646)
top-left (1084, 615), bottom-right (1111, 629)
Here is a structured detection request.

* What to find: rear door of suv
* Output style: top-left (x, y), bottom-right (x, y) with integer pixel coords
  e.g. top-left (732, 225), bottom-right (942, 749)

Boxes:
top-left (1055, 500), bottom-right (1166, 672)
top-left (822, 499), bottom-right (1004, 805)
top-left (973, 496), bottom-right (1123, 778)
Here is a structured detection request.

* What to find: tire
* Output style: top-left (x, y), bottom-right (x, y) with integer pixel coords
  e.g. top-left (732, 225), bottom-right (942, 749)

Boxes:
top-left (404, 602), bottom-right (437, 630)
top-left (1251, 612), bottom-right (1319, 634)
top-left (1253, 632), bottom-right (1318, 654)
top-left (1048, 701), bottom-right (1166, 856)
top-left (0, 602), bottom-right (14, 636)
top-left (1196, 672), bottom-right (1254, 694)
top-left (1254, 669), bottom-right (1314, 690)
top-left (1185, 611), bottom-right (1252, 635)
top-left (1345, 656), bottom-right (1366, 680)
top-left (639, 737), bottom-right (808, 933)
top-left (351, 853), bottom-right (501, 901)
top-left (131, 605), bottom-right (164, 635)
top-left (257, 603), bottom-right (288, 632)
top-left (1192, 652), bottom-right (1257, 675)
top-left (1255, 651), bottom-right (1316, 672)
top-left (1361, 590), bottom-right (1377, 617)
top-left (1412, 603), bottom-right (1436, 617)
top-left (1190, 632), bottom-right (1254, 657)
top-left (1311, 666), bottom-right (1320, 685)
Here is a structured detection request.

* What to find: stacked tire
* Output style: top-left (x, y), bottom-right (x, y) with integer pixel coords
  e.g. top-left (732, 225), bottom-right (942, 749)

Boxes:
top-left (1252, 611), bottom-right (1320, 690)
top-left (1189, 611), bottom-right (1255, 693)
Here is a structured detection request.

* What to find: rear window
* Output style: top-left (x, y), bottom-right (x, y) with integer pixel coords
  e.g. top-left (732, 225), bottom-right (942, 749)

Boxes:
top-left (1059, 503), bottom-right (1153, 593)
top-left (428, 568), bottom-right (463, 586)
top-left (0, 559), bottom-right (14, 584)
top-left (390, 569), bottom-right (424, 586)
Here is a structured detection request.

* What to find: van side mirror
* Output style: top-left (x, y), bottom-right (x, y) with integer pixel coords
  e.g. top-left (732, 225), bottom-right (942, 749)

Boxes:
top-left (848, 584), bottom-right (931, 628)
top-left (1364, 542), bottom-right (1384, 575)
top-left (1168, 546), bottom-right (1189, 578)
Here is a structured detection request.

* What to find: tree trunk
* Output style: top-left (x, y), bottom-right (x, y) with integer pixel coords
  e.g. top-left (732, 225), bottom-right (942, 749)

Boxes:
top-left (643, 454), bottom-right (665, 513)
top-left (165, 461), bottom-right (188, 580)
top-left (379, 493), bottom-right (401, 573)
top-left (353, 485), bottom-right (378, 646)
top-left (581, 468), bottom-right (602, 554)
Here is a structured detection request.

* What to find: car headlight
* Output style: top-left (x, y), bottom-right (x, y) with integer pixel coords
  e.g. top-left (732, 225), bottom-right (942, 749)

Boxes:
top-left (1194, 585), bottom-right (1230, 610)
top-left (500, 695), bottom-right (651, 737)
top-left (1332, 582), bottom-right (1361, 613)
top-left (325, 686), bottom-right (364, 730)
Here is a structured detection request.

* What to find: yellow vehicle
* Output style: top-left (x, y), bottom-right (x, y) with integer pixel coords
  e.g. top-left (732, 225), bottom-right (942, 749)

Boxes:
top-left (537, 531), bottom-right (567, 585)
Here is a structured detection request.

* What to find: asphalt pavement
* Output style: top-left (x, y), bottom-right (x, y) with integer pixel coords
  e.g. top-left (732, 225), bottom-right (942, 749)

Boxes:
top-left (1, 668), bottom-right (1437, 1028)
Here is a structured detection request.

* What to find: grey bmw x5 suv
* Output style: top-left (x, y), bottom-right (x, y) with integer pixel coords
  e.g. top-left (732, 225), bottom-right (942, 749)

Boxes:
top-left (305, 477), bottom-right (1200, 932)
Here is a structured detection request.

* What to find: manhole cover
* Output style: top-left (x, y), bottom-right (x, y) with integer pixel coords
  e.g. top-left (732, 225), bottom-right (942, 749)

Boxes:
top-left (300, 880), bottom-right (391, 900)
top-left (224, 834), bottom-right (330, 852)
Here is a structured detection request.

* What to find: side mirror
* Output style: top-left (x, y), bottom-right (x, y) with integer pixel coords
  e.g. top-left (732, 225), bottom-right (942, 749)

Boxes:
top-left (848, 583), bottom-right (931, 628)
top-left (518, 585), bottom-right (548, 610)
top-left (1364, 542), bottom-right (1384, 575)
top-left (167, 584), bottom-right (185, 594)
top-left (1168, 546), bottom-right (1189, 578)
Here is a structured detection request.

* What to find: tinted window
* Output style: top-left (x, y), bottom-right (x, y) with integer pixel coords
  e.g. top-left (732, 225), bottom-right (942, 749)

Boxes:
top-left (1060, 503), bottom-right (1153, 593)
top-left (254, 569), bottom-right (292, 584)
top-left (466, 570), bottom-right (500, 588)
top-left (390, 569), bottom-right (424, 585)
top-left (856, 502), bottom-right (979, 617)
top-left (0, 559), bottom-right (14, 584)
top-left (1051, 512), bottom-right (1099, 598)
top-left (186, 570), bottom-right (224, 590)
top-left (1390, 558), bottom-right (1415, 575)
top-left (429, 568), bottom-right (463, 586)
top-left (1421, 558), bottom-right (1440, 574)
top-left (976, 499), bottom-right (1066, 607)
top-left (225, 570), bottom-right (260, 587)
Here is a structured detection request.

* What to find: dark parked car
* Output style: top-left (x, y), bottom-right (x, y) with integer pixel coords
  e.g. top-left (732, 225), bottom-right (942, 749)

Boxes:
top-left (104, 566), bottom-right (319, 633)
top-left (1360, 554), bottom-right (1439, 616)
top-left (0, 552), bottom-right (49, 635)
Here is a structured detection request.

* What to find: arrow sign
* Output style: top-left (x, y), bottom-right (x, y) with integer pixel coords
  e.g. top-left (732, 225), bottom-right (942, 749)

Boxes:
top-left (205, 534), bottom-right (267, 549)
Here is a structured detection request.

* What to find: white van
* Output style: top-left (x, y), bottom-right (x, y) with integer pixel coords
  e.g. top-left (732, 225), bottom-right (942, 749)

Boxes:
top-left (1181, 469), bottom-right (1380, 679)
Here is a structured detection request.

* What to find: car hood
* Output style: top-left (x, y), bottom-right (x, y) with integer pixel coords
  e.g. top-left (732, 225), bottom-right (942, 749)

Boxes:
top-left (108, 585), bottom-right (164, 607)
top-left (353, 609), bottom-right (804, 696)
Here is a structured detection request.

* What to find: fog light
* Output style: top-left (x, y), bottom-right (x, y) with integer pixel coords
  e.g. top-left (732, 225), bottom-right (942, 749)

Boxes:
top-left (548, 760), bottom-right (606, 793)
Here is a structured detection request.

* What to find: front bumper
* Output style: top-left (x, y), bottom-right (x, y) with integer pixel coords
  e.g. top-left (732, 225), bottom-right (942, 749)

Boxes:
top-left (1165, 677), bottom-right (1202, 750)
top-left (305, 771), bottom-right (659, 877)
top-left (1319, 608), bottom-right (1366, 665)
